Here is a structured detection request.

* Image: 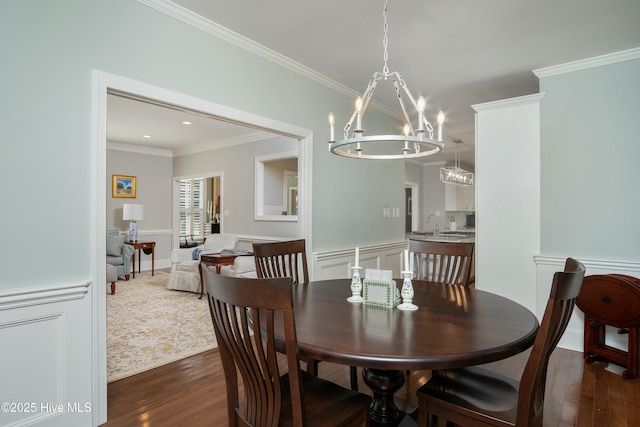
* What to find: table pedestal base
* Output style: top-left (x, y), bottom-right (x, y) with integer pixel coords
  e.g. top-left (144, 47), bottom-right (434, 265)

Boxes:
top-left (363, 368), bottom-right (405, 427)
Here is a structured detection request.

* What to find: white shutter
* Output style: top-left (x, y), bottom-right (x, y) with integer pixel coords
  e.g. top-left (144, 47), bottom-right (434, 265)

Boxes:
top-left (179, 178), bottom-right (206, 238)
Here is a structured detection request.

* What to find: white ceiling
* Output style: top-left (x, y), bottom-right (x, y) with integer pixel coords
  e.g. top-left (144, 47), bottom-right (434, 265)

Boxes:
top-left (107, 0), bottom-right (640, 166)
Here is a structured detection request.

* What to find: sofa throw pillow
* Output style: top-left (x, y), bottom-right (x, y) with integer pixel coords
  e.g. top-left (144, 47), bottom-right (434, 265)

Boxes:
top-left (106, 234), bottom-right (126, 256)
top-left (192, 247), bottom-right (204, 260)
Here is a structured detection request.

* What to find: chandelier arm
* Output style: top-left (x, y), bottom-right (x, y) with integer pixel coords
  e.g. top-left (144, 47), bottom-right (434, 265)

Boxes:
top-left (391, 77), bottom-right (416, 136)
top-left (394, 72), bottom-right (436, 139)
top-left (343, 110), bottom-right (356, 138)
top-left (361, 72), bottom-right (382, 115)
top-left (343, 72), bottom-right (382, 138)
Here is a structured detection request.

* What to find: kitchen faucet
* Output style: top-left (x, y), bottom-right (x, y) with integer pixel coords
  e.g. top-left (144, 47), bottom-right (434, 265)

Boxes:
top-left (426, 214), bottom-right (439, 236)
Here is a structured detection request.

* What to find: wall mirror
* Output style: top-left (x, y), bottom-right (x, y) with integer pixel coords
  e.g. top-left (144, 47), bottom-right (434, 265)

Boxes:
top-left (255, 151), bottom-right (298, 221)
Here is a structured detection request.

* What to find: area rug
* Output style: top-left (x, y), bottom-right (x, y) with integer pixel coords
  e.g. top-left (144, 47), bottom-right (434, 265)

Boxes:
top-left (107, 271), bottom-right (217, 383)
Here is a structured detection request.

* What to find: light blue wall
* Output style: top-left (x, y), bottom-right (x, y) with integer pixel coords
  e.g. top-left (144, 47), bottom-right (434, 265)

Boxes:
top-left (0, 0), bottom-right (402, 290)
top-left (539, 57), bottom-right (640, 261)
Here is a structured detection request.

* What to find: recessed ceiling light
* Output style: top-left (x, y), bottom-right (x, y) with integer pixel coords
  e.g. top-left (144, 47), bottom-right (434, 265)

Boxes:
top-left (143, 135), bottom-right (151, 138)
top-left (182, 121), bottom-right (192, 125)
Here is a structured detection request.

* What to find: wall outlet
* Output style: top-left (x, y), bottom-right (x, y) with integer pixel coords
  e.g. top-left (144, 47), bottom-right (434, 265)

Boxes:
top-left (393, 208), bottom-right (400, 218)
top-left (224, 210), bottom-right (229, 216)
top-left (383, 208), bottom-right (391, 218)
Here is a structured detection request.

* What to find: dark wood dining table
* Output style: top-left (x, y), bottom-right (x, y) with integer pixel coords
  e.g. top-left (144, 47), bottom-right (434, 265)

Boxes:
top-left (276, 279), bottom-right (539, 427)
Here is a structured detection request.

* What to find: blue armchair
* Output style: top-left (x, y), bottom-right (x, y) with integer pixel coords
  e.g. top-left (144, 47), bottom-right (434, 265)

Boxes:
top-left (106, 229), bottom-right (135, 280)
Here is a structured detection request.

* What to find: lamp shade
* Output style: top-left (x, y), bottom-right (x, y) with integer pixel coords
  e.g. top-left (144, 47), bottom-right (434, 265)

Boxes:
top-left (123, 204), bottom-right (144, 221)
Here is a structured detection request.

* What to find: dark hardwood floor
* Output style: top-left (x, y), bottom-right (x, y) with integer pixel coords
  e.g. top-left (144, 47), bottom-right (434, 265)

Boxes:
top-left (104, 346), bottom-right (640, 426)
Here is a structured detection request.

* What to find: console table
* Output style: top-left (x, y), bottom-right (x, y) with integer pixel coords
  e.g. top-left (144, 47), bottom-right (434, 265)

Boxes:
top-left (129, 241), bottom-right (155, 278)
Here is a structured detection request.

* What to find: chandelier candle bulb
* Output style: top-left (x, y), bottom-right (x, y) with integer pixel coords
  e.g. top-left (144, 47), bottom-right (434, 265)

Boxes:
top-left (403, 124), bottom-right (410, 152)
top-left (437, 111), bottom-right (444, 141)
top-left (328, 112), bottom-right (335, 142)
top-left (355, 247), bottom-right (359, 267)
top-left (355, 96), bottom-right (363, 131)
top-left (417, 96), bottom-right (426, 130)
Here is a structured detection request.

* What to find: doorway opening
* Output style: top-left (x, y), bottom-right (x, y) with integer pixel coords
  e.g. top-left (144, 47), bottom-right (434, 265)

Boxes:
top-left (94, 71), bottom-right (313, 423)
top-left (405, 181), bottom-right (419, 234)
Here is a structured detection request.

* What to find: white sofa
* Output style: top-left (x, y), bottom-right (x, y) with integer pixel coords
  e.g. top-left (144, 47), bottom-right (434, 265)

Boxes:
top-left (167, 234), bottom-right (239, 293)
top-left (219, 254), bottom-right (257, 278)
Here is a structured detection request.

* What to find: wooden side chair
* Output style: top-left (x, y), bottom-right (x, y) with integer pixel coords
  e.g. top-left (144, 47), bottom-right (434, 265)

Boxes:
top-left (252, 239), bottom-right (359, 390)
top-left (253, 239), bottom-right (309, 285)
top-left (409, 240), bottom-right (475, 286)
top-left (417, 257), bottom-right (585, 427)
top-left (203, 270), bottom-right (370, 427)
top-left (577, 274), bottom-right (640, 379)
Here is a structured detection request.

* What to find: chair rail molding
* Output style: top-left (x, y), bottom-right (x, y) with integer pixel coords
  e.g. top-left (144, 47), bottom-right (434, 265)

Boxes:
top-left (312, 240), bottom-right (409, 281)
top-left (0, 281), bottom-right (90, 311)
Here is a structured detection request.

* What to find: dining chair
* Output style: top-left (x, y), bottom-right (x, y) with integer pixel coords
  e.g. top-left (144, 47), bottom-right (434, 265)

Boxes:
top-left (416, 257), bottom-right (586, 427)
top-left (203, 270), bottom-right (370, 427)
top-left (409, 240), bottom-right (475, 286)
top-left (253, 239), bottom-right (360, 390)
top-left (253, 239), bottom-right (309, 285)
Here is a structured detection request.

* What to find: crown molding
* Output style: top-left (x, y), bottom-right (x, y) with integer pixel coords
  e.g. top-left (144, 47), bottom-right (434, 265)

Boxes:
top-left (136, 0), bottom-right (401, 120)
top-left (107, 131), bottom-right (276, 157)
top-left (107, 141), bottom-right (174, 157)
top-left (172, 131), bottom-right (276, 157)
top-left (472, 92), bottom-right (545, 113)
top-left (533, 47), bottom-right (640, 79)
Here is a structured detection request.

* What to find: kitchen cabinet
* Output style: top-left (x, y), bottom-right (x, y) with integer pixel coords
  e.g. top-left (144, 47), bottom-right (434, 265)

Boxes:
top-left (445, 184), bottom-right (475, 212)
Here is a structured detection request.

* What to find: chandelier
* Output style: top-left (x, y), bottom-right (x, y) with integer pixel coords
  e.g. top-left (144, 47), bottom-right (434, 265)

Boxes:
top-left (440, 139), bottom-right (474, 186)
top-left (327, 0), bottom-right (445, 160)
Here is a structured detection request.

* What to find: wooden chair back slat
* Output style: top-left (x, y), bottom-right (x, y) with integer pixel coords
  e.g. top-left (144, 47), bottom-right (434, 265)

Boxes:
top-left (409, 240), bottom-right (475, 286)
top-left (253, 239), bottom-right (309, 285)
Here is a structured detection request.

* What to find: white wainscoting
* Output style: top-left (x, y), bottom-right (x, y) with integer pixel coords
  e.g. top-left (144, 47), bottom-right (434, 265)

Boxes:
top-left (0, 281), bottom-right (93, 427)
top-left (535, 255), bottom-right (640, 352)
top-left (312, 241), bottom-right (409, 281)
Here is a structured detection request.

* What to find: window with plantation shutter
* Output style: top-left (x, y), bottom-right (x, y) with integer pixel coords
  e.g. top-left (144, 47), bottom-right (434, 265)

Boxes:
top-left (179, 178), bottom-right (205, 238)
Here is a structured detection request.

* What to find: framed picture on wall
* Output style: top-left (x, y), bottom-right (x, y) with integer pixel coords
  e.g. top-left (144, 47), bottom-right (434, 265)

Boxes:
top-left (112, 174), bottom-right (136, 198)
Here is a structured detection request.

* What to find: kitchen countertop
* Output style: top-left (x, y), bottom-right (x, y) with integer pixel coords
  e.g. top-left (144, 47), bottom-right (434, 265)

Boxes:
top-left (409, 231), bottom-right (475, 243)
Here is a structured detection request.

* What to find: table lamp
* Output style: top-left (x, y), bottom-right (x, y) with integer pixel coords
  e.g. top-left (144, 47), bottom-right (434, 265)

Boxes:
top-left (123, 204), bottom-right (143, 242)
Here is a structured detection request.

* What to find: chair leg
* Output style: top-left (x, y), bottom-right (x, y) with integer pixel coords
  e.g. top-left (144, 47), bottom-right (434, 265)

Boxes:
top-left (306, 359), bottom-right (319, 376)
top-left (110, 282), bottom-right (116, 295)
top-left (350, 366), bottom-right (358, 391)
top-left (125, 274), bottom-right (130, 281)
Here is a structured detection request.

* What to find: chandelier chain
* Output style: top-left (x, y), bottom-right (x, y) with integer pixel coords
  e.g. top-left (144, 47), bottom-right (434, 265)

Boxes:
top-left (382, 0), bottom-right (389, 75)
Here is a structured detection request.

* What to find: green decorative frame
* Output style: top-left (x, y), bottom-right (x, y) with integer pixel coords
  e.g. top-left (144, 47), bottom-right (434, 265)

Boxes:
top-left (363, 280), bottom-right (400, 309)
